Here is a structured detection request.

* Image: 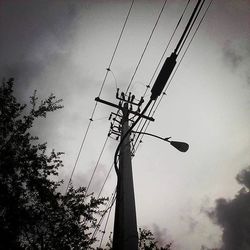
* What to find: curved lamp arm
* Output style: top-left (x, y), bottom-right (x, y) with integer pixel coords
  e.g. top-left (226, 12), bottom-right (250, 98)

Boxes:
top-left (131, 131), bottom-right (189, 153)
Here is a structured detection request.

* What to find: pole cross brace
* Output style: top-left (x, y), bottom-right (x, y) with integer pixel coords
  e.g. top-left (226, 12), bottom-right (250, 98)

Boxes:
top-left (95, 97), bottom-right (155, 121)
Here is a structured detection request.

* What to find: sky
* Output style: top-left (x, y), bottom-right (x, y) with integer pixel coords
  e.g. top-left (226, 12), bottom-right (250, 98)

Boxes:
top-left (1, 0), bottom-right (250, 249)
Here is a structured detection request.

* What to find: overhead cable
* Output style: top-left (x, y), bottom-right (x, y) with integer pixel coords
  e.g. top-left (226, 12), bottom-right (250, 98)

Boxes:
top-left (91, 189), bottom-right (117, 240)
top-left (97, 163), bottom-right (114, 199)
top-left (65, 0), bottom-right (135, 192)
top-left (125, 0), bottom-right (169, 94)
top-left (131, 0), bottom-right (191, 149)
top-left (133, 0), bottom-right (214, 151)
top-left (98, 200), bottom-right (113, 248)
top-left (174, 0), bottom-right (203, 55)
top-left (153, 0), bottom-right (214, 118)
top-left (85, 135), bottom-right (109, 195)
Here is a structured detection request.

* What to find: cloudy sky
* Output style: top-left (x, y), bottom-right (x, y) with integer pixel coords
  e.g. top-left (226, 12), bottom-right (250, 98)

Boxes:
top-left (1, 0), bottom-right (250, 249)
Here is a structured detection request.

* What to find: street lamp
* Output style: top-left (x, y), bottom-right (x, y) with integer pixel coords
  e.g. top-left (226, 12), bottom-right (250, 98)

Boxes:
top-left (132, 131), bottom-right (189, 152)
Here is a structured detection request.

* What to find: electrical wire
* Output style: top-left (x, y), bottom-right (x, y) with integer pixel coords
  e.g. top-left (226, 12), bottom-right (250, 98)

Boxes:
top-left (108, 68), bottom-right (118, 90)
top-left (98, 198), bottom-right (113, 248)
top-left (174, 0), bottom-right (203, 55)
top-left (85, 135), bottom-right (109, 195)
top-left (114, 99), bottom-right (153, 175)
top-left (65, 0), bottom-right (135, 193)
top-left (112, 0), bottom-right (171, 175)
top-left (91, 0), bottom-right (214, 245)
top-left (131, 0), bottom-right (191, 151)
top-left (133, 0), bottom-right (213, 152)
top-left (108, 0), bottom-right (168, 135)
top-left (152, 0), bottom-right (214, 118)
top-left (97, 163), bottom-right (114, 199)
top-left (91, 189), bottom-right (117, 241)
top-left (142, 0), bottom-right (191, 98)
top-left (125, 0), bottom-right (169, 94)
top-left (87, 1), bottom-right (214, 245)
top-left (177, 0), bottom-right (206, 54)
top-left (95, 0), bottom-right (192, 203)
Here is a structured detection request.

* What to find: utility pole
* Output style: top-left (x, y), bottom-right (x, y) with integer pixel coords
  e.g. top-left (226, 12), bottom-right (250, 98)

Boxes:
top-left (113, 102), bottom-right (137, 250)
top-left (93, 0), bottom-right (201, 246)
top-left (95, 90), bottom-right (154, 250)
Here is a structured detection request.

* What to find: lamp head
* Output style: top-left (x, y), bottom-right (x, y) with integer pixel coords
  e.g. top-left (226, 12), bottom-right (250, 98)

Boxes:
top-left (169, 141), bottom-right (189, 152)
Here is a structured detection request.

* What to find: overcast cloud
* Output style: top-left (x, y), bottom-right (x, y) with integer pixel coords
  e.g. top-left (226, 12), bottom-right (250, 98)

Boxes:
top-left (1, 1), bottom-right (250, 249)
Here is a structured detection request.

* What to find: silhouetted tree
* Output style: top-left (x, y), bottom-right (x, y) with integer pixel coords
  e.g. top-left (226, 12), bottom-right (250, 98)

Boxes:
top-left (100, 228), bottom-right (172, 249)
top-left (0, 78), bottom-right (106, 249)
top-left (138, 228), bottom-right (172, 250)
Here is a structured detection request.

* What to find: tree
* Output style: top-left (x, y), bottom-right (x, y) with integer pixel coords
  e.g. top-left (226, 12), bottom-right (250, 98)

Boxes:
top-left (101, 228), bottom-right (172, 250)
top-left (0, 78), bottom-right (106, 249)
top-left (138, 228), bottom-right (172, 250)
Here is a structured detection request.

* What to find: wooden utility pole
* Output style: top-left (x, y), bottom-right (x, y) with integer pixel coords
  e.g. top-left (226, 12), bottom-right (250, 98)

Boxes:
top-left (112, 102), bottom-right (138, 250)
top-left (95, 90), bottom-right (154, 250)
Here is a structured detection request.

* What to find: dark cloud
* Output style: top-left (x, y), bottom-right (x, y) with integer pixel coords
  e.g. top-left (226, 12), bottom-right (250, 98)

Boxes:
top-left (206, 167), bottom-right (250, 250)
top-left (236, 167), bottom-right (250, 190)
top-left (0, 0), bottom-right (83, 99)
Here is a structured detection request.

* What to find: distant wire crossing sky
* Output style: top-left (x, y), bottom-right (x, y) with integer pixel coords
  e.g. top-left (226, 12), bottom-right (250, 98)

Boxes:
top-left (65, 0), bottom-right (135, 193)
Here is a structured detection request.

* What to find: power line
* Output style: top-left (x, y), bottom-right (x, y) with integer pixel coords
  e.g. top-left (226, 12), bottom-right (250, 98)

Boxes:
top-left (65, 0), bottom-right (135, 192)
top-left (98, 198), bottom-right (114, 248)
top-left (174, 0), bottom-right (203, 55)
top-left (133, 0), bottom-right (213, 151)
top-left (97, 163), bottom-right (114, 199)
top-left (96, 0), bottom-right (213, 202)
top-left (94, 0), bottom-right (192, 203)
top-left (89, 1), bottom-right (214, 246)
top-left (109, 0), bottom-right (168, 135)
top-left (177, 0), bottom-right (206, 54)
top-left (85, 135), bottom-right (109, 195)
top-left (132, 0), bottom-right (191, 150)
top-left (93, 0), bottom-right (214, 246)
top-left (142, 0), bottom-right (191, 98)
top-left (125, 0), bottom-right (169, 94)
top-left (91, 189), bottom-right (117, 241)
top-left (153, 0), bottom-right (214, 117)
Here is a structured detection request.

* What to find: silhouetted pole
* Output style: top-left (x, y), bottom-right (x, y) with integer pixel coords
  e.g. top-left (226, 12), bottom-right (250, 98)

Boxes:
top-left (113, 102), bottom-right (138, 250)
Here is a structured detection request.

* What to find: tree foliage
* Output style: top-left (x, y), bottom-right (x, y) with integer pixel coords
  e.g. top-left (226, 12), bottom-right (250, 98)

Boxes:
top-left (0, 78), bottom-right (173, 249)
top-left (101, 228), bottom-right (172, 250)
top-left (138, 228), bottom-right (172, 250)
top-left (0, 78), bottom-right (106, 249)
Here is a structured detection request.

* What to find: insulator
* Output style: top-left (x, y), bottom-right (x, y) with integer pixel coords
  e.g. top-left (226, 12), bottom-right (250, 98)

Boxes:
top-left (131, 95), bottom-right (135, 102)
top-left (138, 97), bottom-right (144, 106)
top-left (121, 92), bottom-right (125, 100)
top-left (108, 113), bottom-right (112, 120)
top-left (128, 92), bottom-right (131, 102)
top-left (116, 88), bottom-right (120, 98)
